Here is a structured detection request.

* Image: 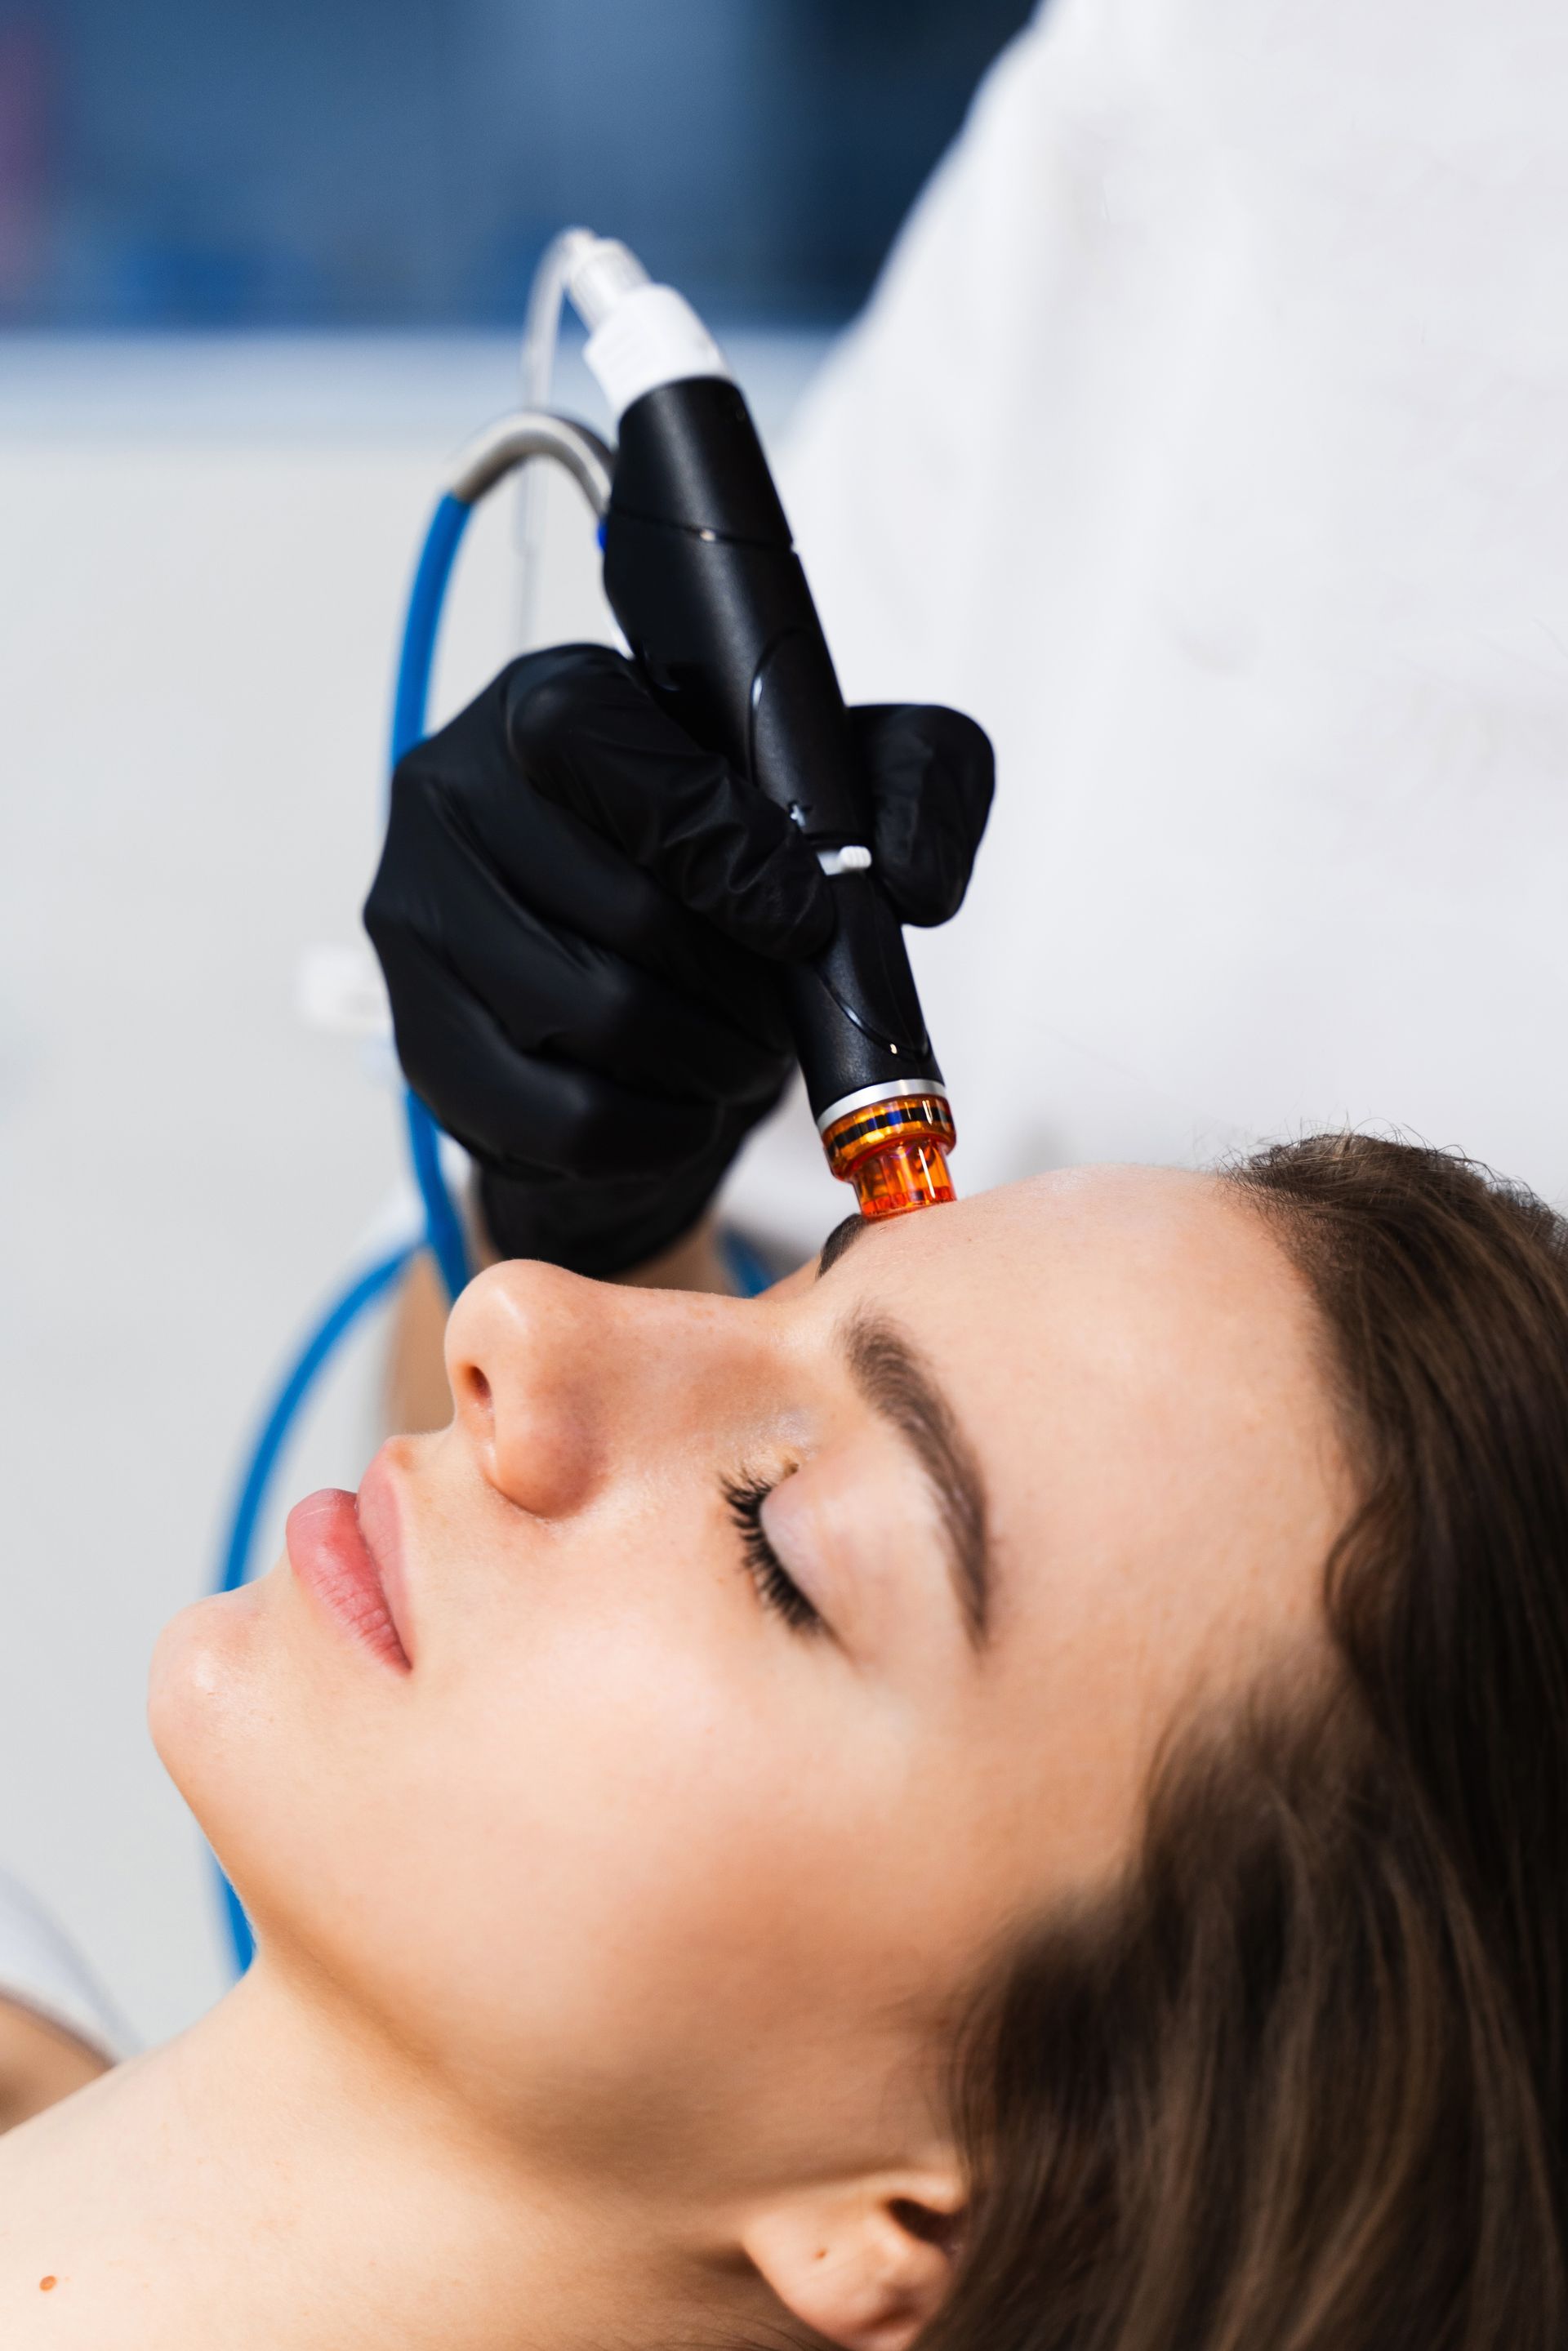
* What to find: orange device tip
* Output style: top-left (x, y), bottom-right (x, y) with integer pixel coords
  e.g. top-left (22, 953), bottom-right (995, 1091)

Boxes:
top-left (849, 1137), bottom-right (956, 1219)
top-left (820, 1090), bottom-right (957, 1222)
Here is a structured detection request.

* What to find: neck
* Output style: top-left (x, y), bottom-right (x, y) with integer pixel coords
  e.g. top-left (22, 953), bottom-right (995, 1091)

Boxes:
top-left (0, 1958), bottom-right (705, 2351)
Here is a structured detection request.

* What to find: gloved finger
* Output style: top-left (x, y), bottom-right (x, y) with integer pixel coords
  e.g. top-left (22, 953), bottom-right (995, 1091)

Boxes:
top-left (505, 646), bottom-right (835, 962)
top-left (378, 929), bottom-right (723, 1181)
top-left (477, 1142), bottom-right (757, 1279)
top-left (392, 677), bottom-right (794, 1048)
top-left (850, 703), bottom-right (996, 928)
top-left (371, 813), bottom-right (788, 1110)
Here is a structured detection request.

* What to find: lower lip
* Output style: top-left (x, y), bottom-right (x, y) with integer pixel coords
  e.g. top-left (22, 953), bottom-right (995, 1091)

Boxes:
top-left (285, 1489), bottom-right (411, 1673)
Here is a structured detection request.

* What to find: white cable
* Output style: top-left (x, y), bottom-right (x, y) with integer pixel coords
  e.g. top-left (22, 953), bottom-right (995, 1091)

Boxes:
top-left (562, 235), bottom-right (649, 330)
top-left (512, 228), bottom-right (733, 638)
top-left (514, 226), bottom-right (597, 646)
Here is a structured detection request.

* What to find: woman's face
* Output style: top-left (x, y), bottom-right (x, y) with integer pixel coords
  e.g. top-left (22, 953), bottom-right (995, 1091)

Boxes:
top-left (153, 1167), bottom-right (1346, 2205)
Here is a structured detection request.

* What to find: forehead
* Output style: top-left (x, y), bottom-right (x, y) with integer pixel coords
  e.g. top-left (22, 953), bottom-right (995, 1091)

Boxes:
top-left (832, 1163), bottom-right (1305, 1373)
top-left (826, 1165), bottom-right (1339, 1672)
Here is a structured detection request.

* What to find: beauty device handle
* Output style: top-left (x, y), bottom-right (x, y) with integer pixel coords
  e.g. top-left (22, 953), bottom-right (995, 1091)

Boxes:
top-left (570, 235), bottom-right (956, 1216)
top-left (606, 384), bottom-right (937, 1101)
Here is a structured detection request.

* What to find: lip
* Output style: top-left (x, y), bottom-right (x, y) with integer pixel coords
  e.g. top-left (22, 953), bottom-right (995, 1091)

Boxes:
top-left (286, 1454), bottom-right (412, 1673)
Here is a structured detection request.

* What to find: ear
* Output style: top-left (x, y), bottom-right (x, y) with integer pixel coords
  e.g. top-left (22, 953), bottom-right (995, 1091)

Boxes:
top-left (741, 2167), bottom-right (965, 2351)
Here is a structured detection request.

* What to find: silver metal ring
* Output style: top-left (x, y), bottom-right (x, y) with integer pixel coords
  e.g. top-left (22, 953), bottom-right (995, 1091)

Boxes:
top-left (816, 1079), bottom-right (951, 1136)
top-left (447, 409), bottom-right (616, 515)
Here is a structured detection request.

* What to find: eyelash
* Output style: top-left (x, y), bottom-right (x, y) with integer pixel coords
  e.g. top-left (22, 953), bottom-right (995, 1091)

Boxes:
top-left (722, 1473), bottom-right (824, 1636)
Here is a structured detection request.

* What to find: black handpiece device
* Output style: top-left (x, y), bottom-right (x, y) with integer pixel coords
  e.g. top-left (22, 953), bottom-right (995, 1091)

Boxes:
top-left (599, 373), bottom-right (956, 1219)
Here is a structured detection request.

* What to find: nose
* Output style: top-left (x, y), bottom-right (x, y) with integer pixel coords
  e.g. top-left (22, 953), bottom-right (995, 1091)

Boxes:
top-left (446, 1258), bottom-right (761, 1521)
top-left (443, 1261), bottom-right (620, 1517)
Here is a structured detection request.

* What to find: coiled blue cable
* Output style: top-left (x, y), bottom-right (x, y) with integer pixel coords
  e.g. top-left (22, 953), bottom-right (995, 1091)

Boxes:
top-left (211, 490), bottom-right (479, 1972)
top-left (391, 491), bottom-right (468, 776)
top-left (392, 491), bottom-right (477, 1307)
top-left (210, 479), bottom-right (777, 1977)
top-left (212, 1242), bottom-right (416, 1973)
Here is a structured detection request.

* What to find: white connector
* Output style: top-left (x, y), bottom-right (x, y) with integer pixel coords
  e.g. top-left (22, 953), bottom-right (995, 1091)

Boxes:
top-left (564, 233), bottom-right (732, 422)
top-left (817, 844), bottom-right (873, 878)
top-left (562, 234), bottom-right (648, 330)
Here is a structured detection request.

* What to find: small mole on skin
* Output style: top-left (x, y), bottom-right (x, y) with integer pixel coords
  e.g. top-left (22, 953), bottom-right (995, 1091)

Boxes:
top-left (39, 2276), bottom-right (57, 2291)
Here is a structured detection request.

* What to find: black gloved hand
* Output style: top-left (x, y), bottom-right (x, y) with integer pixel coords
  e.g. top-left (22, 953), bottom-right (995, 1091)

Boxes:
top-left (364, 643), bottom-right (993, 1277)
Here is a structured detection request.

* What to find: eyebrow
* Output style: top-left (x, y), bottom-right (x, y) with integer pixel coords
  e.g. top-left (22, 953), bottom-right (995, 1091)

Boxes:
top-left (841, 1306), bottom-right (993, 1648)
top-left (817, 1213), bottom-right (871, 1278)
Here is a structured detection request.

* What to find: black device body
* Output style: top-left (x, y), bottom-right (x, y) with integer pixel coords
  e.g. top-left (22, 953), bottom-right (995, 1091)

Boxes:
top-left (599, 375), bottom-right (944, 1125)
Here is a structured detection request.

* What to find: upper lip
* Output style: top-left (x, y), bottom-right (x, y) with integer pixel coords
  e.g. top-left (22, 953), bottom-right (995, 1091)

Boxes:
top-left (356, 1445), bottom-right (416, 1665)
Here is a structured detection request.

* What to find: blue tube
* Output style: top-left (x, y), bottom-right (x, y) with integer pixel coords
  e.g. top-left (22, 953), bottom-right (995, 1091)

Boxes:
top-left (391, 490), bottom-right (476, 1304)
top-left (392, 492), bottom-right (470, 768)
top-left (212, 1241), bottom-right (416, 1971)
top-left (209, 461), bottom-right (779, 1976)
top-left (216, 1244), bottom-right (417, 1601)
top-left (218, 1864), bottom-right (255, 1981)
top-left (721, 1227), bottom-right (777, 1299)
top-left (210, 492), bottom-right (481, 1977)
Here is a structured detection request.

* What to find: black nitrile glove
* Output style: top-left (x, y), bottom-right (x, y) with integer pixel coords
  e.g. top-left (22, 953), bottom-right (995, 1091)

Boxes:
top-left (364, 644), bottom-right (993, 1277)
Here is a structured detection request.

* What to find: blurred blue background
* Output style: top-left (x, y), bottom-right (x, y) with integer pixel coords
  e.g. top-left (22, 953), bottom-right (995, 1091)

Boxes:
top-left (1, 0), bottom-right (1033, 328)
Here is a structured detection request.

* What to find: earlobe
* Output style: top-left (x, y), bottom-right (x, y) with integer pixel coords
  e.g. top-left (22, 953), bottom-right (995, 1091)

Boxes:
top-left (742, 2170), bottom-right (964, 2351)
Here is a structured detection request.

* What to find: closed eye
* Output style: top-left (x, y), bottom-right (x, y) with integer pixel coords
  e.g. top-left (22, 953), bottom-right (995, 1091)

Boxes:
top-left (722, 1474), bottom-right (824, 1636)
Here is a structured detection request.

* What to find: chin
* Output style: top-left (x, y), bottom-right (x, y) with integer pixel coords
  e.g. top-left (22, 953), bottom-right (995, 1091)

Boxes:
top-left (148, 1582), bottom-right (273, 1818)
top-left (147, 1573), bottom-right (377, 1970)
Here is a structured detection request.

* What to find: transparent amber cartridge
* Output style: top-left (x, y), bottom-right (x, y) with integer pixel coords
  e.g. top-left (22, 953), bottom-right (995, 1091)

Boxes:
top-left (819, 1087), bottom-right (957, 1222)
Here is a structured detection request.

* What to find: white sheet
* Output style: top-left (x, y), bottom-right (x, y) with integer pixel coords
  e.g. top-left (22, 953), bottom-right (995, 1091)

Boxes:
top-left (0, 1868), bottom-right (131, 2064)
top-left (728, 0), bottom-right (1568, 1247)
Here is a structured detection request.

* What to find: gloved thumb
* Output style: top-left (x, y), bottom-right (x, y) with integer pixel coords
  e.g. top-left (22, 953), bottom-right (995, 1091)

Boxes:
top-left (850, 703), bottom-right (996, 928)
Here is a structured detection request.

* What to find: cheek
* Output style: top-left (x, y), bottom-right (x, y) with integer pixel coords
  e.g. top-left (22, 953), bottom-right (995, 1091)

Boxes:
top-left (369, 1622), bottom-right (862, 2057)
top-left (160, 1540), bottom-right (989, 2172)
top-left (248, 1596), bottom-right (964, 2153)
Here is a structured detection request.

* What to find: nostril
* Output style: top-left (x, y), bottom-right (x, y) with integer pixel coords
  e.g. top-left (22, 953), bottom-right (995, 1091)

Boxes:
top-left (459, 1363), bottom-right (492, 1418)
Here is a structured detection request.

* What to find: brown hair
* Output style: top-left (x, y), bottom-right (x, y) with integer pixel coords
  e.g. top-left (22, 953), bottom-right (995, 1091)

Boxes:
top-left (927, 1133), bottom-right (1568, 2351)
